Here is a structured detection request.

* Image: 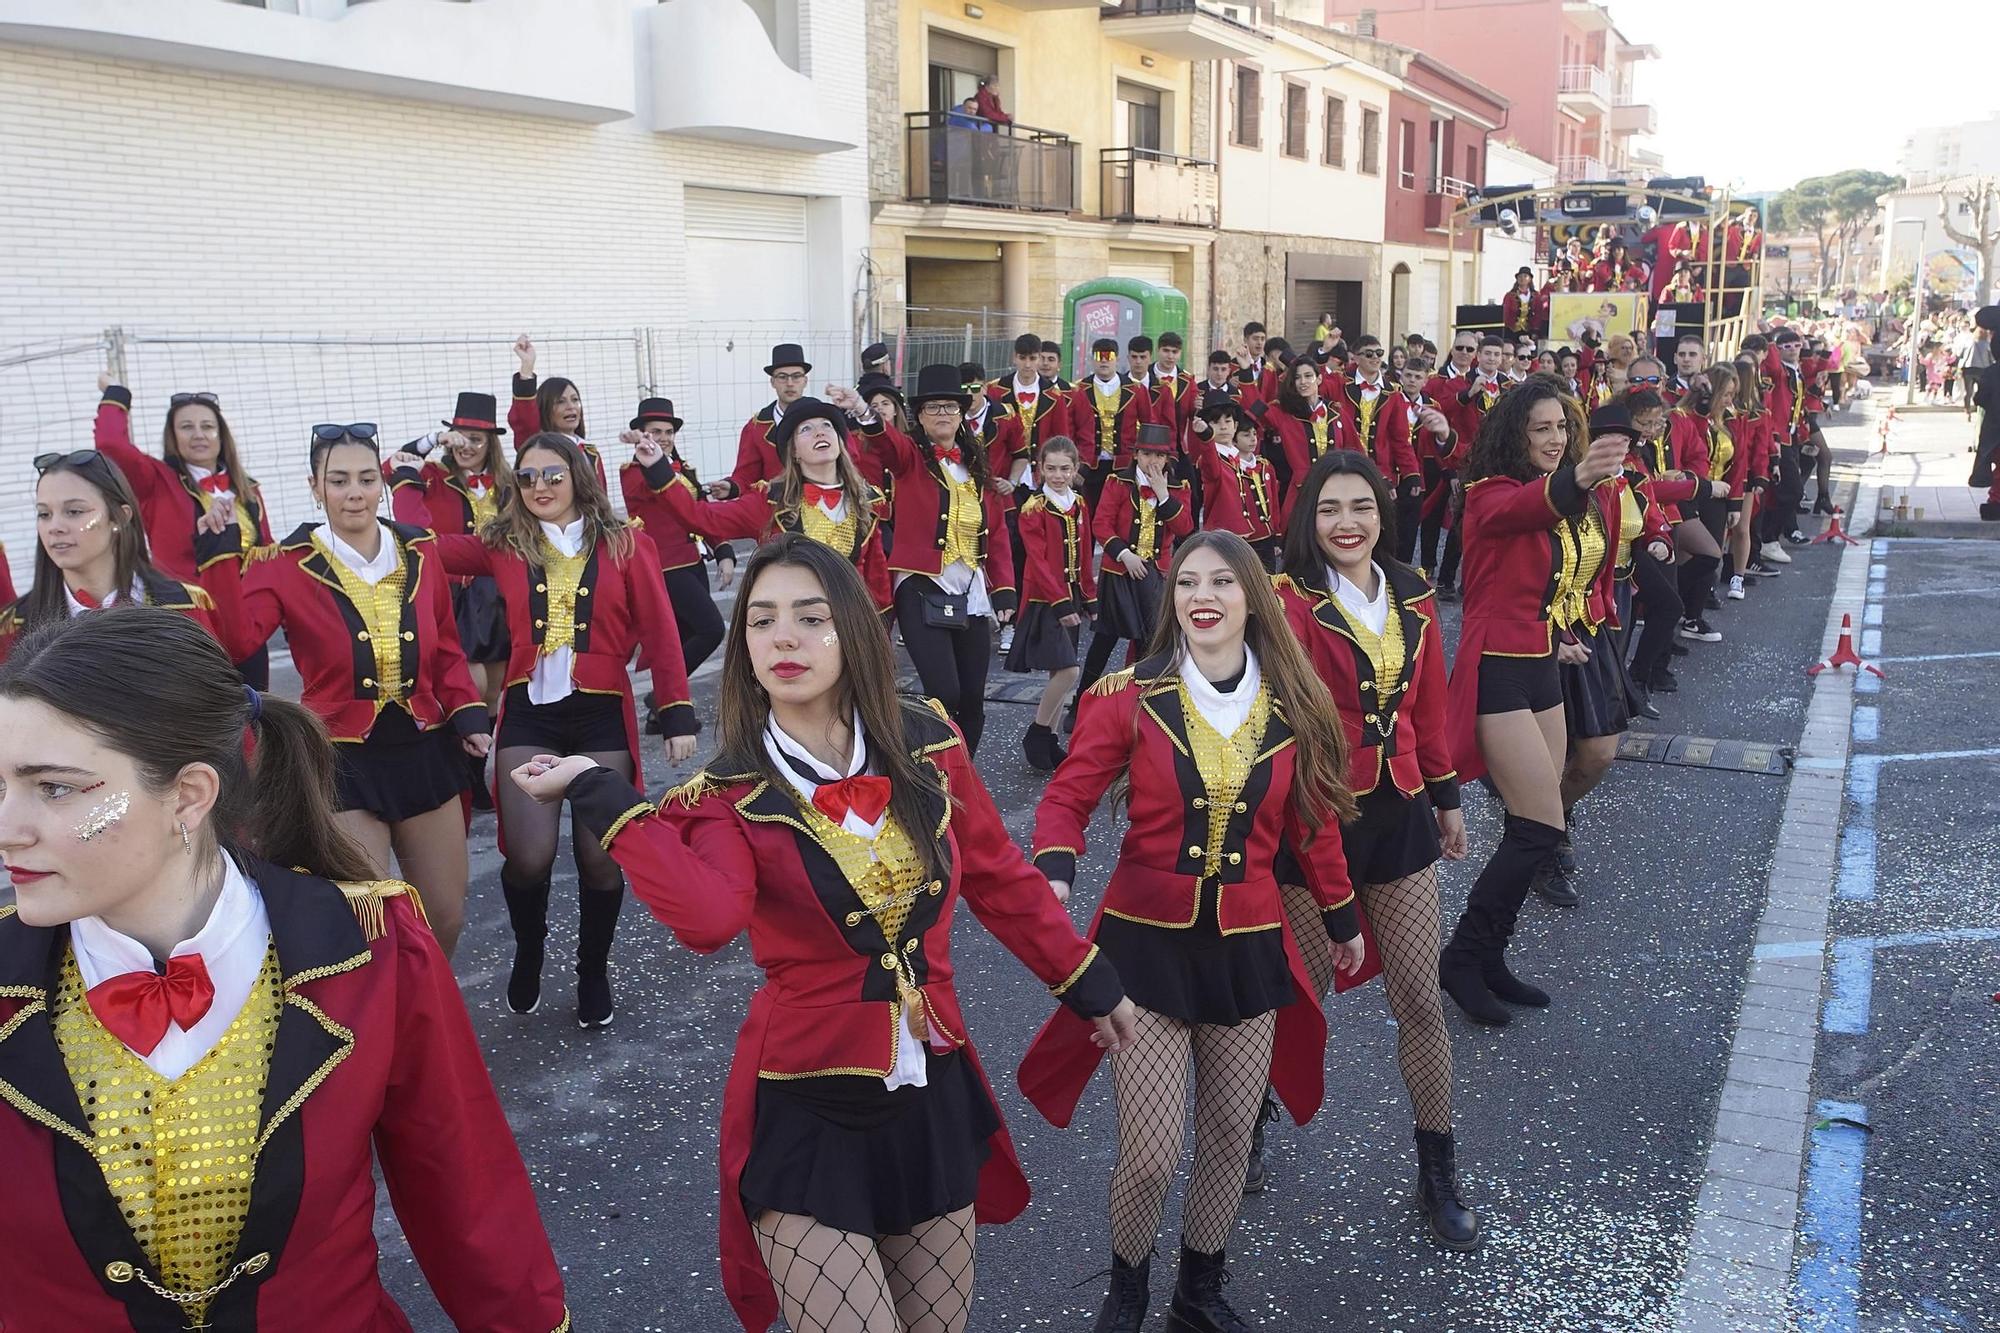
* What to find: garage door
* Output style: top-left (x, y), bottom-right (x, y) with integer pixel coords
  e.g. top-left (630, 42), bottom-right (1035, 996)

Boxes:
top-left (1107, 248), bottom-right (1176, 286)
top-left (683, 188), bottom-right (812, 475)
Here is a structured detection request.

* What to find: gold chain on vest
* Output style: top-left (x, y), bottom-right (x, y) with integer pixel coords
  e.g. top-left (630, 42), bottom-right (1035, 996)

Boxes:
top-left (1552, 505), bottom-right (1609, 630)
top-left (535, 539), bottom-right (590, 655)
top-left (939, 475), bottom-right (985, 571)
top-left (52, 947), bottom-right (282, 1327)
top-left (1179, 680), bottom-right (1272, 877)
top-left (797, 803), bottom-right (940, 1042)
top-left (1331, 586), bottom-right (1407, 697)
top-left (314, 532), bottom-right (408, 703)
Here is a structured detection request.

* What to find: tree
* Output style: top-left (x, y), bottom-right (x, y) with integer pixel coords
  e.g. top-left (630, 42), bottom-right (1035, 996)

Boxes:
top-left (1935, 175), bottom-right (2000, 305)
top-left (1772, 169), bottom-right (1901, 291)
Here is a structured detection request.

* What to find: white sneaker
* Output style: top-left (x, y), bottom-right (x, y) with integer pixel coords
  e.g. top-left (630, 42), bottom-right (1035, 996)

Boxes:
top-left (1760, 541), bottom-right (1793, 565)
top-left (1727, 576), bottom-right (1746, 600)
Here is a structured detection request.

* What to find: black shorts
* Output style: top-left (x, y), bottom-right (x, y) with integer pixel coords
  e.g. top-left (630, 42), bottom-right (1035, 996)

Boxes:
top-left (495, 683), bottom-right (628, 754)
top-left (1475, 651), bottom-right (1562, 714)
top-left (333, 705), bottom-right (468, 822)
top-left (1339, 786), bottom-right (1441, 884)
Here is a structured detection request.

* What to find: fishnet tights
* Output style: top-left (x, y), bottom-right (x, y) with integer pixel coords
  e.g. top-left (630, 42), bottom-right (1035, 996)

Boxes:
top-left (752, 1206), bottom-right (976, 1333)
top-left (1107, 1005), bottom-right (1276, 1262)
top-left (1280, 875), bottom-right (1455, 1133)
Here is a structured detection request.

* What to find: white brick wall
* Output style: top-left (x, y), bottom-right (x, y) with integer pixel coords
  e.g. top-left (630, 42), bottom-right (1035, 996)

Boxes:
top-left (0, 4), bottom-right (869, 585)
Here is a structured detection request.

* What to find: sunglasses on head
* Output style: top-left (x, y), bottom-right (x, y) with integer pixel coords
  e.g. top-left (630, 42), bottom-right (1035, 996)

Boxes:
top-left (170, 392), bottom-right (219, 409)
top-left (516, 466), bottom-right (568, 489)
top-left (310, 422), bottom-right (379, 444)
top-left (33, 449), bottom-right (114, 477)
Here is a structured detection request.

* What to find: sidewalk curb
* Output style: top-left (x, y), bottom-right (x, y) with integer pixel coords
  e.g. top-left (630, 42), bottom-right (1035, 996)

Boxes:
top-left (1668, 458), bottom-right (1879, 1330)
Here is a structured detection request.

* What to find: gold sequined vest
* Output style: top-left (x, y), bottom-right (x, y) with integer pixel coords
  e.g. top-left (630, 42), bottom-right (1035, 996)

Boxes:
top-left (1179, 681), bottom-right (1273, 878)
top-left (315, 532), bottom-right (408, 704)
top-left (1331, 584), bottom-right (1408, 699)
top-left (51, 947), bottom-right (282, 1326)
top-left (1552, 505), bottom-right (1609, 630)
top-left (535, 539), bottom-right (590, 656)
top-left (798, 500), bottom-right (859, 560)
top-left (939, 474), bottom-right (986, 571)
top-left (795, 803), bottom-right (940, 1042)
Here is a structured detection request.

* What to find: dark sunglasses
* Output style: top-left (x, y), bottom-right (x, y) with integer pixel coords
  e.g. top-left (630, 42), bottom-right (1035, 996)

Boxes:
top-left (1358, 349), bottom-right (1384, 358)
top-left (169, 391), bottom-right (219, 409)
top-left (310, 422), bottom-right (379, 443)
top-left (1514, 352), bottom-right (1535, 360)
top-left (516, 466), bottom-right (569, 489)
top-left (1630, 374), bottom-right (1663, 385)
top-left (1453, 345), bottom-right (1477, 354)
top-left (33, 449), bottom-right (114, 477)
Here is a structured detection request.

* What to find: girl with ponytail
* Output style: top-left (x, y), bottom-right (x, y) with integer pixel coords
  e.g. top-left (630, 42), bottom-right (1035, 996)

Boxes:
top-left (0, 607), bottom-right (569, 1331)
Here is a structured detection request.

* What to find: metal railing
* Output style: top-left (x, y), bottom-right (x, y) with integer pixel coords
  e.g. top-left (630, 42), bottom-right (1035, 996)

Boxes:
top-left (1102, 0), bottom-right (1261, 33)
top-left (1427, 175), bottom-right (1476, 199)
top-left (904, 111), bottom-right (1076, 213)
top-left (1100, 147), bottom-right (1219, 227)
top-left (1557, 154), bottom-right (1616, 182)
top-left (1557, 64), bottom-right (1610, 101)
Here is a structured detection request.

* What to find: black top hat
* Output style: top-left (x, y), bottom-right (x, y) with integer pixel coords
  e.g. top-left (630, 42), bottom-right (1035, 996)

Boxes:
top-left (443, 390), bottom-right (506, 435)
top-left (1134, 422), bottom-right (1175, 453)
top-left (1976, 306), bottom-right (2000, 333)
top-left (860, 342), bottom-right (891, 369)
top-left (1588, 402), bottom-right (1636, 440)
top-left (764, 343), bottom-right (812, 375)
top-left (630, 397), bottom-right (684, 431)
top-left (856, 372), bottom-right (905, 407)
top-left (909, 363), bottom-right (973, 410)
top-left (1199, 388), bottom-right (1257, 434)
top-left (770, 397), bottom-right (850, 453)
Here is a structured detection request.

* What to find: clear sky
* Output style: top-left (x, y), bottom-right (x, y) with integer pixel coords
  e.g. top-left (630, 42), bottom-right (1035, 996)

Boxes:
top-left (1622, 3), bottom-right (2000, 193)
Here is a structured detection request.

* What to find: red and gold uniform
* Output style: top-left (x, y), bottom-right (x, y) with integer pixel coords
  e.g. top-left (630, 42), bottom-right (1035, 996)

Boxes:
top-left (655, 471), bottom-right (893, 613)
top-left (855, 421), bottom-right (1018, 613)
top-left (507, 374), bottom-right (610, 490)
top-left (1065, 374), bottom-right (1155, 476)
top-left (92, 385), bottom-right (274, 582)
top-left (1253, 394), bottom-right (1359, 512)
top-left (0, 572), bottom-right (222, 663)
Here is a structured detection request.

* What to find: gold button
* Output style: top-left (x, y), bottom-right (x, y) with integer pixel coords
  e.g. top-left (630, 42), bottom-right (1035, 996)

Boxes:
top-left (880, 953), bottom-right (897, 970)
top-left (929, 881), bottom-right (942, 895)
top-left (244, 1252), bottom-right (270, 1274)
top-left (356, 630), bottom-right (370, 642)
top-left (1361, 679), bottom-right (1373, 689)
top-left (1187, 845), bottom-right (1203, 858)
top-left (1229, 851), bottom-right (1242, 865)
top-left (362, 678), bottom-right (375, 689)
top-left (904, 938), bottom-right (918, 953)
top-left (534, 619), bottom-right (546, 628)
top-left (402, 631), bottom-right (415, 641)
top-left (575, 622), bottom-right (587, 632)
top-left (535, 583), bottom-right (547, 592)
top-left (578, 586), bottom-right (589, 596)
top-left (1234, 801), bottom-right (1248, 813)
top-left (105, 1261), bottom-right (134, 1283)
top-left (844, 911), bottom-right (863, 927)
top-left (1192, 796), bottom-right (1208, 809)
top-left (1366, 713), bottom-right (1380, 724)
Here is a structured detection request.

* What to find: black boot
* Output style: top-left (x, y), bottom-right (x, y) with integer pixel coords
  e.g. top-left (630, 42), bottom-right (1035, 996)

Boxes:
top-left (500, 871), bottom-right (551, 1015)
top-left (1414, 1129), bottom-right (1482, 1251)
top-left (1530, 858), bottom-right (1579, 908)
top-left (576, 885), bottom-right (624, 1029)
top-left (1552, 814), bottom-right (1577, 873)
top-left (1441, 814), bottom-right (1562, 1027)
top-left (1481, 952), bottom-right (1550, 1007)
top-left (1166, 1245), bottom-right (1250, 1333)
top-left (1438, 943), bottom-right (1511, 1026)
top-left (1022, 722), bottom-right (1057, 772)
top-left (1241, 1088), bottom-right (1280, 1196)
top-left (1090, 1253), bottom-right (1151, 1333)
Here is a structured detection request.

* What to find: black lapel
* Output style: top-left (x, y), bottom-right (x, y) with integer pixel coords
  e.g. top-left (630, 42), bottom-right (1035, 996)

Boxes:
top-left (296, 541), bottom-right (379, 702)
top-left (390, 523), bottom-right (430, 692)
top-left (1133, 659), bottom-right (1208, 885)
top-left (733, 782), bottom-right (898, 998)
top-left (137, 569), bottom-right (194, 610)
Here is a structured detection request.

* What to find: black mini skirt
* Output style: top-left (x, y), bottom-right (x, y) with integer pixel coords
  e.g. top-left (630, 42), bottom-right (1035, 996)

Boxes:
top-left (739, 1049), bottom-right (997, 1237)
top-left (495, 683), bottom-right (627, 754)
top-left (333, 705), bottom-right (468, 822)
top-left (1095, 882), bottom-right (1294, 1026)
top-left (1006, 598), bottom-right (1084, 674)
top-left (1095, 566), bottom-right (1164, 643)
top-left (1560, 623), bottom-right (1634, 739)
top-left (1339, 786), bottom-right (1442, 884)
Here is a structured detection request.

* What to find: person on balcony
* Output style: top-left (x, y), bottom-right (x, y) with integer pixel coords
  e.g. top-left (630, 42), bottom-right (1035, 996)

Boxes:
top-left (973, 77), bottom-right (1011, 127)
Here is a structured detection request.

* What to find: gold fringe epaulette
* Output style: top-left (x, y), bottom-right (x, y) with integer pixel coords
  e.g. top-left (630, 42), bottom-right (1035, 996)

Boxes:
top-left (185, 583), bottom-right (216, 610)
top-left (1088, 668), bottom-right (1136, 697)
top-left (1019, 494), bottom-right (1046, 515)
top-left (627, 515), bottom-right (647, 530)
top-left (661, 770), bottom-right (721, 809)
top-left (0, 903), bottom-right (15, 921)
top-left (923, 697), bottom-right (952, 722)
top-left (245, 542), bottom-right (283, 565)
top-left (338, 880), bottom-right (428, 942)
top-left (1270, 572), bottom-right (1295, 594)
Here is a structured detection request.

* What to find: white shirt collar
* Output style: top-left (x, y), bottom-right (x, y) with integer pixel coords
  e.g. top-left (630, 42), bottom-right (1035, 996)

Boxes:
top-left (1354, 374), bottom-right (1385, 392)
top-left (64, 577), bottom-right (147, 617)
top-left (1331, 562), bottom-right (1391, 636)
top-left (314, 522), bottom-right (399, 585)
top-left (1013, 373), bottom-right (1040, 394)
top-left (539, 518), bottom-right (586, 556)
top-left (763, 711), bottom-right (882, 839)
top-left (1094, 373), bottom-right (1120, 392)
top-left (1041, 484), bottom-right (1077, 512)
top-left (1178, 645), bottom-right (1261, 737)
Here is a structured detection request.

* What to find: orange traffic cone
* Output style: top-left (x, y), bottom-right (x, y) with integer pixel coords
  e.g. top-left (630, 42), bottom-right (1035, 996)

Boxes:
top-left (1810, 509), bottom-right (1859, 545)
top-left (1807, 614), bottom-right (1882, 678)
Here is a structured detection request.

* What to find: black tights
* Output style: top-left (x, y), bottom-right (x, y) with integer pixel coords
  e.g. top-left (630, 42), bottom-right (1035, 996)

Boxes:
top-left (1761, 445), bottom-right (1803, 541)
top-left (496, 745), bottom-right (634, 896)
top-left (893, 578), bottom-right (991, 755)
top-left (1628, 547), bottom-right (1682, 680)
top-left (1675, 552), bottom-right (1719, 619)
top-left (664, 564), bottom-right (726, 674)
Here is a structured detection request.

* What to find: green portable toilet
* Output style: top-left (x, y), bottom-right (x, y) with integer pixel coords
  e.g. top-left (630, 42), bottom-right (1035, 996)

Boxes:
top-left (1062, 278), bottom-right (1191, 378)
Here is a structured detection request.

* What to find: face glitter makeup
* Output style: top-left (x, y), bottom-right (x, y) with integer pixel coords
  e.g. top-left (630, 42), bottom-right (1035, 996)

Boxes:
top-left (75, 792), bottom-right (128, 842)
top-left (822, 634), bottom-right (838, 646)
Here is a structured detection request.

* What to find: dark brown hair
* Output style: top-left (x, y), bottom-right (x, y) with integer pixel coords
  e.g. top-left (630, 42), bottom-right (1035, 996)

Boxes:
top-left (483, 432), bottom-right (633, 564)
top-left (0, 606), bottom-right (372, 879)
top-left (1141, 530), bottom-right (1355, 831)
top-left (22, 454), bottom-right (166, 634)
top-left (535, 376), bottom-right (586, 440)
top-left (1463, 375), bottom-right (1576, 486)
top-left (161, 396), bottom-right (257, 497)
top-left (712, 534), bottom-right (950, 879)
top-left (1280, 449), bottom-right (1404, 583)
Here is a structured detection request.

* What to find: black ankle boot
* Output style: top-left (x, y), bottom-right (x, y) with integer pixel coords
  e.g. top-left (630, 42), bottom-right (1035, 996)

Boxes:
top-left (1022, 722), bottom-right (1057, 771)
top-left (1415, 1129), bottom-right (1482, 1251)
top-left (1438, 944), bottom-right (1512, 1026)
top-left (1090, 1253), bottom-right (1151, 1333)
top-left (500, 872), bottom-right (551, 1015)
top-left (1166, 1245), bottom-right (1250, 1333)
top-left (1241, 1088), bottom-right (1280, 1196)
top-left (1481, 951), bottom-right (1550, 1007)
top-left (576, 886), bottom-right (624, 1029)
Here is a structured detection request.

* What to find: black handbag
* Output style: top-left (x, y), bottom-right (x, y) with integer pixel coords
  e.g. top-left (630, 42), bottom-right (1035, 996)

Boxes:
top-left (919, 586), bottom-right (970, 629)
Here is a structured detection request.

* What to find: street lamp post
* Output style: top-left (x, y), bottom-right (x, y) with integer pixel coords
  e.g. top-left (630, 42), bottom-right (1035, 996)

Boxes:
top-left (1890, 217), bottom-right (1925, 406)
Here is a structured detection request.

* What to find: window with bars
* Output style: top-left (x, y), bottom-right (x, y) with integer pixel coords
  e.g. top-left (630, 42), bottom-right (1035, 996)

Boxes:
top-left (1360, 107), bottom-right (1381, 175)
top-left (1323, 95), bottom-right (1345, 168)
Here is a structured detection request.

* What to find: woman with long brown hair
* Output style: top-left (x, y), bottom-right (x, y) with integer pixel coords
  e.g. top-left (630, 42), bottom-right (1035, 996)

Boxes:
top-left (509, 534), bottom-right (1133, 1333)
top-left (1256, 354), bottom-right (1356, 512)
top-left (91, 373), bottom-right (275, 686)
top-left (387, 431), bottom-right (695, 1027)
top-left (0, 607), bottom-right (569, 1330)
top-left (1021, 529), bottom-right (1368, 1333)
top-left (507, 335), bottom-right (610, 488)
top-left (0, 451), bottom-right (222, 659)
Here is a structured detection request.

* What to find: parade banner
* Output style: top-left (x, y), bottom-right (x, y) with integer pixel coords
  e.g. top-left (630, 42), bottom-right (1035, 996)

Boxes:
top-left (1549, 291), bottom-right (1651, 348)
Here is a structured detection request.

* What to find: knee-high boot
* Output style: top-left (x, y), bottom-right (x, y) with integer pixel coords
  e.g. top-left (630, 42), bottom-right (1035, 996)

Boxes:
top-left (500, 869), bottom-right (551, 1015)
top-left (576, 883), bottom-right (625, 1030)
top-left (1438, 814), bottom-right (1563, 1025)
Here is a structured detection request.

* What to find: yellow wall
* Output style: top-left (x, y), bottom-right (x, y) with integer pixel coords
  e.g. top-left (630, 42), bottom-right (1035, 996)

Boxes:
top-left (902, 0), bottom-right (1196, 216)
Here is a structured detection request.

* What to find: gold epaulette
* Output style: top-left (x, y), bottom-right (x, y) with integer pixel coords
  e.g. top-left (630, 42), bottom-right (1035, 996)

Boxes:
top-left (627, 516), bottom-right (647, 530)
top-left (923, 696), bottom-right (951, 721)
top-left (1019, 494), bottom-right (1046, 515)
top-left (0, 903), bottom-right (16, 921)
top-left (338, 879), bottom-right (428, 942)
top-left (660, 770), bottom-right (720, 809)
top-left (1270, 572), bottom-right (1295, 594)
top-left (245, 542), bottom-right (282, 564)
top-left (1088, 668), bottom-right (1135, 697)
top-left (184, 583), bottom-right (216, 611)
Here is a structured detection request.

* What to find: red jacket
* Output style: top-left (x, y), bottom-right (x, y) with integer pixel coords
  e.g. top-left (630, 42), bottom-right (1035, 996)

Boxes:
top-left (1015, 491), bottom-right (1098, 615)
top-left (985, 376), bottom-right (1071, 465)
top-left (1186, 427), bottom-right (1280, 541)
top-left (94, 386), bottom-right (275, 581)
top-left (619, 454), bottom-right (709, 572)
top-left (0, 865), bottom-right (570, 1333)
top-left (0, 572), bottom-right (223, 663)
top-left (1146, 367), bottom-right (1199, 440)
top-left (1445, 467), bottom-right (1623, 782)
top-left (1346, 379), bottom-right (1425, 486)
top-left (391, 459), bottom-right (497, 538)
top-left (1641, 222), bottom-right (1694, 302)
top-left (1278, 564), bottom-right (1460, 806)
top-left (1501, 287), bottom-right (1548, 338)
top-left (565, 704), bottom-right (1120, 1333)
top-left (205, 520), bottom-right (490, 744)
top-left (1065, 376), bottom-right (1154, 469)
top-left (507, 375), bottom-right (610, 490)
top-left (1254, 396), bottom-right (1359, 508)
top-left (1633, 425), bottom-right (1706, 524)
top-left (1019, 654), bottom-right (1369, 1131)
top-left (1800, 353), bottom-right (1833, 414)
top-left (656, 474), bottom-right (893, 613)
top-left (1590, 259), bottom-right (1649, 293)
top-left (1449, 375), bottom-right (1511, 460)
top-left (1093, 466), bottom-right (1194, 574)
top-left (855, 421), bottom-right (1018, 611)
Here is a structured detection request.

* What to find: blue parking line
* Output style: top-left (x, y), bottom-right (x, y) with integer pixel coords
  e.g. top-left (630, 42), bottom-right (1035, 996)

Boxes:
top-left (1851, 706), bottom-right (1878, 743)
top-left (1797, 1100), bottom-right (1870, 1333)
top-left (1836, 760), bottom-right (1877, 901)
top-left (1825, 940), bottom-right (1873, 1034)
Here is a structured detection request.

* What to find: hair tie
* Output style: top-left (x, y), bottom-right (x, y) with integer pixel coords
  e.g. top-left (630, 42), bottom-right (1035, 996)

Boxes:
top-left (243, 683), bottom-right (263, 725)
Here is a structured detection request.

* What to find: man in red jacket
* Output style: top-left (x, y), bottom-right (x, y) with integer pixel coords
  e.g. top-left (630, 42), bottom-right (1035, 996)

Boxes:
top-left (712, 342), bottom-right (812, 498)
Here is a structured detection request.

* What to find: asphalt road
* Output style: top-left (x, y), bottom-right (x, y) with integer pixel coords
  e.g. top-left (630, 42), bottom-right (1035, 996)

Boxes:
top-left (356, 445), bottom-right (1859, 1332)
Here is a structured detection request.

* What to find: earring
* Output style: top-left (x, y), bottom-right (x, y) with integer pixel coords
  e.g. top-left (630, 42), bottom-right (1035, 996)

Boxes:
top-left (178, 821), bottom-right (191, 854)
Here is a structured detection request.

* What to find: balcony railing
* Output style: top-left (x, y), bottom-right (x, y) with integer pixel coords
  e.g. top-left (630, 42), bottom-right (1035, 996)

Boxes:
top-left (1557, 154), bottom-right (1616, 182)
top-left (905, 111), bottom-right (1076, 213)
top-left (1557, 63), bottom-right (1610, 102)
top-left (1099, 0), bottom-right (1271, 61)
top-left (1428, 175), bottom-right (1476, 199)
top-left (1101, 148), bottom-right (1219, 227)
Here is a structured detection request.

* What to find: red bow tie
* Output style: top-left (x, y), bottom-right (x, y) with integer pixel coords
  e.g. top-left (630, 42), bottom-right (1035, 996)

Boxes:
top-left (812, 774), bottom-right (892, 827)
top-left (86, 954), bottom-right (215, 1056)
top-left (932, 443), bottom-right (962, 466)
top-left (198, 474), bottom-right (233, 496)
top-left (803, 482), bottom-right (843, 508)
top-left (465, 471), bottom-right (494, 490)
